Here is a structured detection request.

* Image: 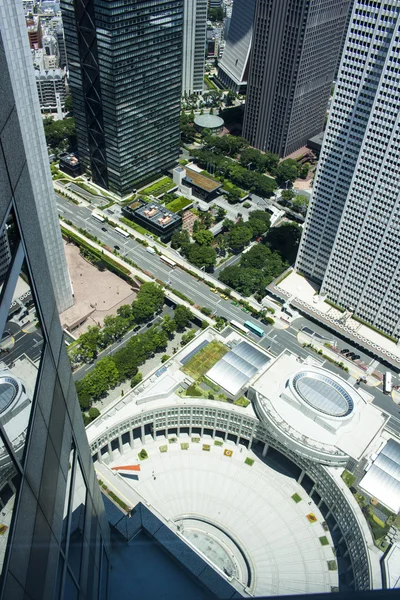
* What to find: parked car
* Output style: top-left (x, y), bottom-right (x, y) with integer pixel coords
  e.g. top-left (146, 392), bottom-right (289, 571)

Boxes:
top-left (114, 245), bottom-right (120, 251)
top-left (353, 354), bottom-right (361, 360)
top-left (101, 227), bottom-right (107, 232)
top-left (340, 348), bottom-right (349, 354)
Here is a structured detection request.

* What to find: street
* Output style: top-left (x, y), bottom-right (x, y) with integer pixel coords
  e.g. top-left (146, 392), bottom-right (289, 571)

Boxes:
top-left (56, 194), bottom-right (400, 432)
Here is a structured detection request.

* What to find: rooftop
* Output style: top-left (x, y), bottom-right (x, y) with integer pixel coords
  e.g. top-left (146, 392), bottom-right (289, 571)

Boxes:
top-left (183, 168), bottom-right (222, 193)
top-left (194, 114), bottom-right (224, 129)
top-left (133, 203), bottom-right (181, 228)
top-left (360, 438), bottom-right (400, 514)
top-left (251, 352), bottom-right (386, 462)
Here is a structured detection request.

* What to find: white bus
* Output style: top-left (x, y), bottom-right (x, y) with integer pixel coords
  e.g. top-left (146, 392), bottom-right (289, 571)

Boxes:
top-left (91, 211), bottom-right (105, 223)
top-left (384, 372), bottom-right (392, 394)
top-left (230, 320), bottom-right (248, 335)
top-left (160, 255), bottom-right (176, 268)
top-left (115, 227), bottom-right (130, 239)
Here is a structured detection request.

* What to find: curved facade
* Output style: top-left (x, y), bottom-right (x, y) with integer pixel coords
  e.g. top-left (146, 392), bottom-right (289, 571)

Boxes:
top-left (88, 398), bottom-right (379, 592)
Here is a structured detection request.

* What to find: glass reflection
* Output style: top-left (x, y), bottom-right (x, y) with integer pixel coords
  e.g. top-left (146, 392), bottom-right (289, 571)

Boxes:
top-left (68, 460), bottom-right (87, 582)
top-left (0, 434), bottom-right (20, 578)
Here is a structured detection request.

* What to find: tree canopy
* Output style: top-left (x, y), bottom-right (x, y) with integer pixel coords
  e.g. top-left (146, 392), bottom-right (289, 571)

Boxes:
top-left (265, 222), bottom-right (302, 264)
top-left (275, 159), bottom-right (300, 187)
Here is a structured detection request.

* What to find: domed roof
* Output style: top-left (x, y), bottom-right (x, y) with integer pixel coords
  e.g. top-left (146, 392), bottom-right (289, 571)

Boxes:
top-left (194, 114), bottom-right (224, 128)
top-left (292, 371), bottom-right (354, 417)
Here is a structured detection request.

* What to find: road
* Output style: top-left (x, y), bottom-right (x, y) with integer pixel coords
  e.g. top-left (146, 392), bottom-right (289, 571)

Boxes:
top-left (57, 194), bottom-right (400, 432)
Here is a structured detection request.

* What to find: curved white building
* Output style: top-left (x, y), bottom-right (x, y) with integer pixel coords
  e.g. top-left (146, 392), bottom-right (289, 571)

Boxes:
top-left (250, 352), bottom-right (386, 466)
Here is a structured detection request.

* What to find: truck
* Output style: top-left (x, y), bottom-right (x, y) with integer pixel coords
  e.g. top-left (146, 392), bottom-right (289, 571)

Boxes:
top-left (146, 247), bottom-right (156, 255)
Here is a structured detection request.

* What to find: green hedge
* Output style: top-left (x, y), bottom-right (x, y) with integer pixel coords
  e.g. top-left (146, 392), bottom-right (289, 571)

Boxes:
top-left (141, 176), bottom-right (175, 197)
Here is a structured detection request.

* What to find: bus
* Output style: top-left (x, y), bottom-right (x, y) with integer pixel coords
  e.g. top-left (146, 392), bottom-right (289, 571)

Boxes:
top-left (115, 227), bottom-right (130, 239)
top-left (245, 320), bottom-right (265, 337)
top-left (384, 372), bottom-right (392, 394)
top-left (231, 320), bottom-right (248, 335)
top-left (160, 255), bottom-right (176, 268)
top-left (91, 211), bottom-right (105, 223)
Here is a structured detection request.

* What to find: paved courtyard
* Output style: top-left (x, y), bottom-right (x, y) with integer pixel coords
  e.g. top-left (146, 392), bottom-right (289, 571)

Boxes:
top-left (98, 437), bottom-right (338, 597)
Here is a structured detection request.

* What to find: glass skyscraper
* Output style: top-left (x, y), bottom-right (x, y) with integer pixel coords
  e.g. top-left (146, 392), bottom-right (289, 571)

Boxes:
top-left (0, 5), bottom-right (110, 599)
top-left (243, 0), bottom-right (351, 157)
top-left (297, 0), bottom-right (400, 339)
top-left (61, 0), bottom-right (183, 196)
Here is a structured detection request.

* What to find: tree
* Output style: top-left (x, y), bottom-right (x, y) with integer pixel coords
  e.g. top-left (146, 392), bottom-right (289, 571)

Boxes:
top-left (77, 326), bottom-right (102, 362)
top-left (117, 304), bottom-right (133, 320)
top-left (161, 354), bottom-right (170, 363)
top-left (219, 265), bottom-right (258, 297)
top-left (88, 407), bottom-right (100, 420)
top-left (171, 229), bottom-right (190, 250)
top-left (185, 243), bottom-right (217, 270)
top-left (208, 6), bottom-right (223, 21)
top-left (43, 116), bottom-right (77, 151)
top-left (131, 372), bottom-right (143, 388)
top-left (265, 222), bottom-right (302, 264)
top-left (161, 314), bottom-right (177, 337)
top-left (101, 314), bottom-right (129, 345)
top-left (181, 329), bottom-right (196, 346)
top-left (226, 188), bottom-right (242, 204)
top-left (247, 210), bottom-right (271, 237)
top-left (280, 189), bottom-right (296, 204)
top-left (228, 223), bottom-right (253, 252)
top-left (292, 194), bottom-right (309, 215)
top-left (193, 229), bottom-right (214, 246)
top-left (215, 206), bottom-right (227, 222)
top-left (174, 305), bottom-right (192, 331)
top-left (64, 94), bottom-right (73, 114)
top-left (225, 90), bottom-right (236, 106)
top-left (275, 159), bottom-right (299, 187)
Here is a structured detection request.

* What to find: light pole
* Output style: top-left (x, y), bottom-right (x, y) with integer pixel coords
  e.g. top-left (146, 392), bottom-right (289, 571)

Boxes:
top-left (285, 179), bottom-right (291, 190)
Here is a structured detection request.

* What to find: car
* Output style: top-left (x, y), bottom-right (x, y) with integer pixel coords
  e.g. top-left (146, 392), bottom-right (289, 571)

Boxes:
top-left (134, 325), bottom-right (141, 332)
top-left (114, 245), bottom-right (120, 250)
top-left (347, 352), bottom-right (356, 359)
top-left (101, 227), bottom-right (107, 232)
top-left (340, 348), bottom-right (350, 354)
top-left (353, 354), bottom-right (361, 360)
top-left (107, 209), bottom-right (114, 215)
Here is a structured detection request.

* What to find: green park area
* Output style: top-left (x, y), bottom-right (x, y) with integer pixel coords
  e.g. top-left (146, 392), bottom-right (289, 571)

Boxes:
top-left (182, 340), bottom-right (228, 380)
top-left (141, 176), bottom-right (175, 197)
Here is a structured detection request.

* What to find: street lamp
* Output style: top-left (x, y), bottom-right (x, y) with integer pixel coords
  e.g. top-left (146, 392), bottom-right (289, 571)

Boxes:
top-left (285, 179), bottom-right (291, 190)
top-left (247, 162), bottom-right (253, 171)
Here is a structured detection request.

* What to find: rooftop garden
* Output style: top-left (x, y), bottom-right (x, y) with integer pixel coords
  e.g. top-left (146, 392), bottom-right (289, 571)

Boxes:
top-left (140, 176), bottom-right (176, 197)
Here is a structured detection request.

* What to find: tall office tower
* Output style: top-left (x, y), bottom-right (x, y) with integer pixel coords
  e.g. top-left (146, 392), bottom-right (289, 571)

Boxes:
top-left (336, 0), bottom-right (355, 76)
top-left (182, 0), bottom-right (208, 96)
top-left (1, 4), bottom-right (73, 314)
top-left (243, 0), bottom-right (351, 157)
top-left (61, 0), bottom-right (183, 197)
top-left (296, 1), bottom-right (400, 338)
top-left (217, 0), bottom-right (256, 94)
top-left (0, 21), bottom-right (109, 600)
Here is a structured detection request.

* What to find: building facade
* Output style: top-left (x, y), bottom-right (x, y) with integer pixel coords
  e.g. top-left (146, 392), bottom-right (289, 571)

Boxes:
top-left (182, 0), bottom-right (207, 96)
top-left (243, 0), bottom-right (351, 157)
top-left (2, 3), bottom-right (73, 314)
top-left (35, 69), bottom-right (66, 111)
top-left (61, 0), bottom-right (183, 197)
top-left (296, 1), bottom-right (400, 339)
top-left (217, 0), bottom-right (256, 94)
top-left (0, 20), bottom-right (110, 600)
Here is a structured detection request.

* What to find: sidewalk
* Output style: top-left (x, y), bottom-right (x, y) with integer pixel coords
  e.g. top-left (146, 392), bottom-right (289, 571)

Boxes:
top-left (61, 221), bottom-right (215, 327)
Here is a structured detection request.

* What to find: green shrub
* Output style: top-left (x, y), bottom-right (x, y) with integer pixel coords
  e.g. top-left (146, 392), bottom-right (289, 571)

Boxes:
top-left (202, 444), bottom-right (211, 451)
top-left (291, 493), bottom-right (302, 503)
top-left (341, 470), bottom-right (356, 488)
top-left (165, 197), bottom-right (191, 213)
top-left (186, 383), bottom-right (203, 397)
top-left (328, 560), bottom-right (338, 571)
top-left (138, 449), bottom-right (148, 460)
top-left (319, 536), bottom-right (329, 546)
top-left (191, 437), bottom-right (200, 443)
top-left (214, 440), bottom-right (223, 446)
top-left (245, 457), bottom-right (254, 466)
top-left (169, 437), bottom-right (178, 444)
top-left (131, 372), bottom-right (143, 387)
top-left (88, 407), bottom-right (100, 420)
top-left (161, 354), bottom-right (170, 363)
top-left (159, 445), bottom-right (168, 453)
top-left (108, 490), bottom-right (129, 511)
top-left (181, 443), bottom-right (189, 450)
top-left (234, 396), bottom-right (250, 407)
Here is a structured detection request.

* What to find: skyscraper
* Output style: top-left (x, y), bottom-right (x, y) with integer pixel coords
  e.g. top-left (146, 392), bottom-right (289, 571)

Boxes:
top-left (61, 0), bottom-right (183, 197)
top-left (217, 0), bottom-right (256, 95)
top-left (0, 14), bottom-right (109, 600)
top-left (296, 0), bottom-right (400, 339)
top-left (243, 0), bottom-right (351, 157)
top-left (182, 0), bottom-right (207, 96)
top-left (1, 3), bottom-right (73, 314)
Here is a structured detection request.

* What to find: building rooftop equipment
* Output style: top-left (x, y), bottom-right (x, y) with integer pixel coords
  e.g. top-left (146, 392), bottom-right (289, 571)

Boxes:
top-left (133, 203), bottom-right (181, 229)
top-left (183, 168), bottom-right (222, 194)
top-left (194, 114), bottom-right (224, 130)
top-left (206, 340), bottom-right (269, 397)
top-left (359, 438), bottom-right (400, 514)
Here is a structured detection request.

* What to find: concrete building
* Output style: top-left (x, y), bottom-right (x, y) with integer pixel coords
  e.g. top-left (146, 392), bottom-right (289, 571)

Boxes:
top-left (56, 23), bottom-right (68, 69)
top-left (25, 15), bottom-right (42, 48)
top-left (122, 201), bottom-right (182, 242)
top-left (296, 1), bottom-right (400, 339)
top-left (182, 0), bottom-right (207, 96)
top-left (61, 0), bottom-right (183, 197)
top-left (0, 17), bottom-right (109, 599)
top-left (217, 0), bottom-right (256, 94)
top-left (1, 3), bottom-right (73, 314)
top-left (243, 0), bottom-right (351, 157)
top-left (194, 113), bottom-right (224, 134)
top-left (35, 68), bottom-right (66, 111)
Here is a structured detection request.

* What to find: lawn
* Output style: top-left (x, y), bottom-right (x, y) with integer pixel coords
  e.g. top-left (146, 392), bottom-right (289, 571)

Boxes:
top-left (141, 176), bottom-right (175, 197)
top-left (234, 396), bottom-right (250, 407)
top-left (182, 340), bottom-right (228, 379)
top-left (165, 196), bottom-right (192, 213)
top-left (341, 470), bottom-right (356, 488)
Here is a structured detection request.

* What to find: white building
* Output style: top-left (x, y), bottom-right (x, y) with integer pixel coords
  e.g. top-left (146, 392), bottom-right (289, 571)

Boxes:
top-left (35, 68), bottom-right (66, 110)
top-left (0, 3), bottom-right (73, 313)
top-left (182, 0), bottom-right (207, 96)
top-left (296, 1), bottom-right (400, 338)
